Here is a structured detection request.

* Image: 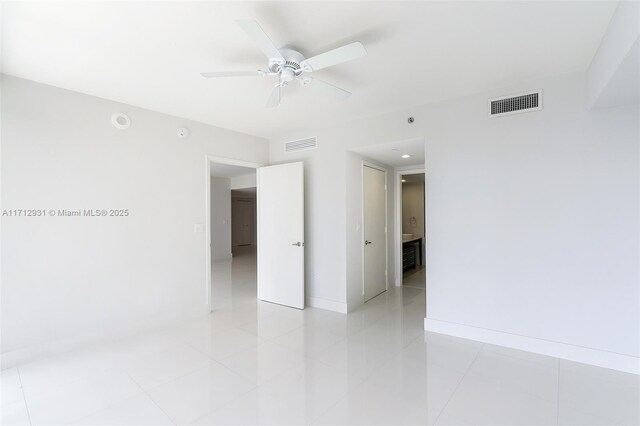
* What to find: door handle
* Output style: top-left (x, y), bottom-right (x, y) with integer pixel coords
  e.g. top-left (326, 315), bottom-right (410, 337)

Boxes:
top-left (292, 242), bottom-right (304, 247)
top-left (365, 240), bottom-right (372, 245)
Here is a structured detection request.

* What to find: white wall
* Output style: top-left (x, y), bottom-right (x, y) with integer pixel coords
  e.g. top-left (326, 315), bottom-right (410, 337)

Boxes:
top-left (1, 75), bottom-right (268, 366)
top-left (230, 173), bottom-right (256, 190)
top-left (422, 77), bottom-right (639, 373)
top-left (210, 177), bottom-right (231, 260)
top-left (270, 70), bottom-right (639, 373)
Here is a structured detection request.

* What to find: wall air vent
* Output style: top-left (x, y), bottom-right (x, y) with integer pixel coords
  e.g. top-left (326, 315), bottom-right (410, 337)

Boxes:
top-left (489, 89), bottom-right (543, 117)
top-left (285, 137), bottom-right (317, 153)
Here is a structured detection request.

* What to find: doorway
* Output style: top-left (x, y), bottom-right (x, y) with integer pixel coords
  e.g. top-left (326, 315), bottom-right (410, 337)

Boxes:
top-left (206, 156), bottom-right (261, 311)
top-left (350, 138), bottom-right (425, 318)
top-left (362, 162), bottom-right (388, 301)
top-left (400, 172), bottom-right (425, 289)
top-left (206, 156), bottom-right (306, 312)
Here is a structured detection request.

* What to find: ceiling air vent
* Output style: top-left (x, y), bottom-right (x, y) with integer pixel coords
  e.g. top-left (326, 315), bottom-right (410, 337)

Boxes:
top-left (285, 137), bottom-right (317, 153)
top-left (489, 89), bottom-right (542, 117)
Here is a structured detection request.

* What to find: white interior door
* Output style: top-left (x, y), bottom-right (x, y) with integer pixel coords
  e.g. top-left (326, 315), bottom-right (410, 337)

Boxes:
top-left (257, 162), bottom-right (304, 309)
top-left (363, 165), bottom-right (387, 301)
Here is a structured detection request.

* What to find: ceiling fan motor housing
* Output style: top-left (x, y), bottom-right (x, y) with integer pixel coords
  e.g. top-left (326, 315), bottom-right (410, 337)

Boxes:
top-left (270, 48), bottom-right (306, 81)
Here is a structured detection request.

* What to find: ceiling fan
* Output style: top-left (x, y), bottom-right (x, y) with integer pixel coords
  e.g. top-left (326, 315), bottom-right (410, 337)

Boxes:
top-left (200, 20), bottom-right (367, 108)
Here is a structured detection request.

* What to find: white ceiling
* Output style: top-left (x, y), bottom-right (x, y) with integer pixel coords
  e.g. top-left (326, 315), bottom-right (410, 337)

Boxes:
top-left (2, 1), bottom-right (617, 140)
top-left (352, 137), bottom-right (425, 168)
top-left (210, 162), bottom-right (255, 178)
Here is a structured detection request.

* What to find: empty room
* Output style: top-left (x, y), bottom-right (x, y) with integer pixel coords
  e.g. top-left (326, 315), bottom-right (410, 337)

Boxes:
top-left (1, 1), bottom-right (639, 425)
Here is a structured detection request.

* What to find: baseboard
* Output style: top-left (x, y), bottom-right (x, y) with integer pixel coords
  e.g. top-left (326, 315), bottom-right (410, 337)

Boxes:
top-left (424, 317), bottom-right (640, 375)
top-left (306, 296), bottom-right (348, 314)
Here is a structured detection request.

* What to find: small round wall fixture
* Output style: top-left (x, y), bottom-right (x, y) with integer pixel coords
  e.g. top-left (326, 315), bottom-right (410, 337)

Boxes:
top-left (176, 127), bottom-right (190, 139)
top-left (111, 113), bottom-right (131, 130)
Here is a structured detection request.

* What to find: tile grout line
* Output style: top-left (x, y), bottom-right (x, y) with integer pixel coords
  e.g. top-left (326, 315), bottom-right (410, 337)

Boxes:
top-left (306, 329), bottom-right (423, 426)
top-left (305, 371), bottom-right (369, 426)
top-left (432, 342), bottom-right (485, 425)
top-left (180, 334), bottom-right (272, 381)
top-left (136, 340), bottom-right (256, 398)
top-left (300, 314), bottom-right (405, 424)
top-left (481, 347), bottom-right (558, 370)
top-left (16, 368), bottom-right (33, 426)
top-left (191, 352), bottom-right (329, 425)
top-left (182, 308), bottom-right (341, 386)
top-left (305, 324), bottom-right (421, 426)
top-left (125, 372), bottom-right (178, 426)
top-left (169, 342), bottom-right (266, 422)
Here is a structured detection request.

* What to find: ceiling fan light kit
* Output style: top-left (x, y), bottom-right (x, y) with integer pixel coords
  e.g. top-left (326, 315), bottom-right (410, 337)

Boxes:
top-left (201, 20), bottom-right (367, 108)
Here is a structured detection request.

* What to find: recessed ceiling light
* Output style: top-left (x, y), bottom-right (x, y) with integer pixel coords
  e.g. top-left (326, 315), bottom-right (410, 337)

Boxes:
top-left (401, 179), bottom-right (406, 183)
top-left (401, 154), bottom-right (411, 159)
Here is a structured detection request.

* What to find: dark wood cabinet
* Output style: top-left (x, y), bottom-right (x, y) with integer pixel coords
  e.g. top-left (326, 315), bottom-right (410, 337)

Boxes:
top-left (402, 237), bottom-right (422, 271)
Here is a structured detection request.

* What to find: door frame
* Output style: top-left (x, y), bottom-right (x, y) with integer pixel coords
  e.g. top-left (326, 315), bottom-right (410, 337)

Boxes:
top-left (361, 160), bottom-right (389, 301)
top-left (205, 155), bottom-right (263, 311)
top-left (394, 167), bottom-right (426, 287)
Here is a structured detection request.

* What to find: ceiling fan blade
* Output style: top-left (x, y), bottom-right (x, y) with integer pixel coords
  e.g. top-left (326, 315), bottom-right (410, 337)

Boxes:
top-left (265, 85), bottom-right (281, 108)
top-left (236, 20), bottom-right (284, 61)
top-left (300, 42), bottom-right (367, 72)
top-left (304, 77), bottom-right (351, 100)
top-left (200, 71), bottom-right (259, 78)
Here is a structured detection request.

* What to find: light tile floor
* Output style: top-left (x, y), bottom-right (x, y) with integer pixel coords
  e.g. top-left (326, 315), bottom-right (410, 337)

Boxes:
top-left (1, 246), bottom-right (639, 425)
top-left (403, 266), bottom-right (426, 290)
